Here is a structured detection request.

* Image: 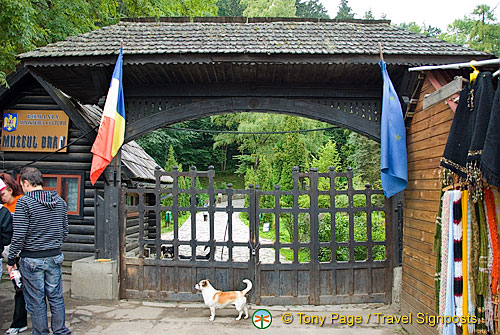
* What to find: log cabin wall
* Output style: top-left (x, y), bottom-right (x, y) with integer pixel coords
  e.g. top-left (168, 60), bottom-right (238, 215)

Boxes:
top-left (1, 81), bottom-right (100, 263)
top-left (401, 75), bottom-right (455, 335)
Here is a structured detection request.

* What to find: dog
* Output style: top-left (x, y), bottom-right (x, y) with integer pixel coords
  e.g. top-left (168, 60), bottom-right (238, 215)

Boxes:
top-left (195, 279), bottom-right (252, 321)
top-left (161, 245), bottom-right (212, 260)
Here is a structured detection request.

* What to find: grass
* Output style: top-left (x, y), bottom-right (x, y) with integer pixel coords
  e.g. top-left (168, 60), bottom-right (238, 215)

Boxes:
top-left (161, 211), bottom-right (191, 234)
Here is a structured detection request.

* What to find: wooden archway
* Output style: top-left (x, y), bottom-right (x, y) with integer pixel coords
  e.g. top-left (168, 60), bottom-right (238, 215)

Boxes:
top-left (124, 97), bottom-right (381, 143)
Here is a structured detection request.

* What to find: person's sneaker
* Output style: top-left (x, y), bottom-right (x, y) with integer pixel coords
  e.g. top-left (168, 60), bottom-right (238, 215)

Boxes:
top-left (5, 326), bottom-right (28, 334)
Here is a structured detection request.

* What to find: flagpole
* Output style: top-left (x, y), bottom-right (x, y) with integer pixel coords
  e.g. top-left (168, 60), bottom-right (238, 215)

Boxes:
top-left (379, 42), bottom-right (384, 62)
top-left (114, 41), bottom-right (123, 187)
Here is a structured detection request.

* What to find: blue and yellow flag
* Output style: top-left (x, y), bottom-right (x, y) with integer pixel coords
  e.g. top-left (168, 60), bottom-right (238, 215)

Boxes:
top-left (379, 60), bottom-right (407, 198)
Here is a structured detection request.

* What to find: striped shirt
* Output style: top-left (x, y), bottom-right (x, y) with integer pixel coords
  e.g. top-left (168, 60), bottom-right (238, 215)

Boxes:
top-left (7, 190), bottom-right (68, 265)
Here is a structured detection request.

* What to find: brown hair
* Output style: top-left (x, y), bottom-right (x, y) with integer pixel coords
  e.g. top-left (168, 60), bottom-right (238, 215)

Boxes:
top-left (19, 167), bottom-right (43, 187)
top-left (0, 173), bottom-right (23, 196)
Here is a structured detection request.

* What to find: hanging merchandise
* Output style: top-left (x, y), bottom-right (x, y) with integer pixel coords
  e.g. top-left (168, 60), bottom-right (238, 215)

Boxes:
top-left (481, 79), bottom-right (500, 189)
top-left (438, 189), bottom-right (500, 335)
top-left (466, 72), bottom-right (495, 202)
top-left (444, 190), bottom-right (459, 335)
top-left (436, 62), bottom-right (500, 335)
top-left (440, 86), bottom-right (473, 179)
top-left (440, 191), bottom-right (452, 334)
top-left (454, 192), bottom-right (464, 327)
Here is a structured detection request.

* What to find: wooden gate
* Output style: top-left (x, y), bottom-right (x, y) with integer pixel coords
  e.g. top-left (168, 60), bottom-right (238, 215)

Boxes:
top-left (119, 166), bottom-right (393, 304)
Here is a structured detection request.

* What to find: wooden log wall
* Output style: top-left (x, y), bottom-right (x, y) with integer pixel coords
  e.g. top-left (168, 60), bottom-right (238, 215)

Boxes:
top-left (401, 76), bottom-right (455, 335)
top-left (2, 85), bottom-right (100, 262)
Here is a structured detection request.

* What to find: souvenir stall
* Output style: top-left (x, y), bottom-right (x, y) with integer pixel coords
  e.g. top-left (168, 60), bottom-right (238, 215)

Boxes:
top-left (431, 62), bottom-right (500, 335)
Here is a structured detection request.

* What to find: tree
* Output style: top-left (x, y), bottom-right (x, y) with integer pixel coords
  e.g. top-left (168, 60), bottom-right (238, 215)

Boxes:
top-left (240, 0), bottom-right (296, 17)
top-left (295, 0), bottom-right (329, 19)
top-left (211, 113), bottom-right (327, 174)
top-left (346, 132), bottom-right (381, 188)
top-left (0, 0), bottom-right (218, 85)
top-left (397, 22), bottom-right (442, 37)
top-left (335, 0), bottom-right (355, 19)
top-left (217, 0), bottom-right (245, 16)
top-left (165, 145), bottom-right (181, 172)
top-left (443, 4), bottom-right (500, 54)
top-left (363, 9), bottom-right (374, 20)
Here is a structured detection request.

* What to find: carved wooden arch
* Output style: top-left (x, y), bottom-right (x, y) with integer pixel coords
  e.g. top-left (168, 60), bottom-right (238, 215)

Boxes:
top-left (124, 97), bottom-right (381, 143)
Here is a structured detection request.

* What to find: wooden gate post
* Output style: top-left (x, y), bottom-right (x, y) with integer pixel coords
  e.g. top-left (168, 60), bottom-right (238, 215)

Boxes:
top-left (100, 152), bottom-right (122, 260)
top-left (248, 184), bottom-right (260, 305)
top-left (309, 168), bottom-right (321, 305)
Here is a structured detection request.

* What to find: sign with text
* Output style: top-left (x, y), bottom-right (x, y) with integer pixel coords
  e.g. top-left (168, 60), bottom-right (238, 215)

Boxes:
top-left (1, 110), bottom-right (69, 152)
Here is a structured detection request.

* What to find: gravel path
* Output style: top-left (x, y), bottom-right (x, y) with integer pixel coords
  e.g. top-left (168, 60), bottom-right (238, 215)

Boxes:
top-left (161, 199), bottom-right (285, 263)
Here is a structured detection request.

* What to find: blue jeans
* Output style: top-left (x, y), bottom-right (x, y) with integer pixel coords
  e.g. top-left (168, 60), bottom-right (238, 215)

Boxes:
top-left (20, 254), bottom-right (71, 335)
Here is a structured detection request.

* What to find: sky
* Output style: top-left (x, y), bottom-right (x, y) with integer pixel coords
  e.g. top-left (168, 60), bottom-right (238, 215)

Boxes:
top-left (320, 0), bottom-right (500, 30)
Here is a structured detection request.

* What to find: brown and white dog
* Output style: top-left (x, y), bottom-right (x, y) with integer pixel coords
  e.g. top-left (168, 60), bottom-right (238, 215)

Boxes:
top-left (195, 279), bottom-right (252, 321)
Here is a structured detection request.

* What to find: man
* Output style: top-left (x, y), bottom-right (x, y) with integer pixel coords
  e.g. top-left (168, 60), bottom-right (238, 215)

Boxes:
top-left (7, 167), bottom-right (70, 335)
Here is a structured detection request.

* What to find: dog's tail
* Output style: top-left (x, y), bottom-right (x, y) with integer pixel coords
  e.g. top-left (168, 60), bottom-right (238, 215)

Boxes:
top-left (242, 279), bottom-right (253, 295)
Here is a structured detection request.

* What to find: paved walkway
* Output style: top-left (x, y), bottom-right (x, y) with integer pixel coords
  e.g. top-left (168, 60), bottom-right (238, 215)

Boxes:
top-left (0, 278), bottom-right (405, 335)
top-left (161, 199), bottom-right (285, 263)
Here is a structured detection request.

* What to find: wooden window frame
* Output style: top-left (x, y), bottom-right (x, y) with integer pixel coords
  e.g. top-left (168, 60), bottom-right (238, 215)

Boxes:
top-left (41, 173), bottom-right (83, 217)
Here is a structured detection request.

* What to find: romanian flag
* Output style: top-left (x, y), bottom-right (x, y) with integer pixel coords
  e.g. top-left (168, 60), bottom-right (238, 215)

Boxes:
top-left (90, 48), bottom-right (125, 185)
top-left (379, 60), bottom-right (408, 198)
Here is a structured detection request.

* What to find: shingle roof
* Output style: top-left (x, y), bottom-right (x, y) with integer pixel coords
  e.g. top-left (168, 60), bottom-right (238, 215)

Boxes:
top-left (19, 18), bottom-right (486, 60)
top-left (78, 104), bottom-right (172, 183)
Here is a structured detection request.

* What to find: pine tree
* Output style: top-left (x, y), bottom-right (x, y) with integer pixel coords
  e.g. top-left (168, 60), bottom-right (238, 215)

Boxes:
top-left (335, 0), bottom-right (355, 19)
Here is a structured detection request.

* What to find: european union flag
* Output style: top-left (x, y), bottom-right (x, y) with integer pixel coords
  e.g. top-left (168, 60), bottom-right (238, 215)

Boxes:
top-left (379, 60), bottom-right (408, 198)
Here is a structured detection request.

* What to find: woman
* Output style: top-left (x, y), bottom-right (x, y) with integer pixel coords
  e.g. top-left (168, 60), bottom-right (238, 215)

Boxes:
top-left (1, 173), bottom-right (28, 335)
top-left (0, 177), bottom-right (12, 278)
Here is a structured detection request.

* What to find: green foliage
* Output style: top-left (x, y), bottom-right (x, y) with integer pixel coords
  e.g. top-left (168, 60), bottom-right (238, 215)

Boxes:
top-left (241, 0), bottom-right (296, 17)
top-left (335, 0), bottom-right (355, 19)
top-left (274, 116), bottom-right (308, 192)
top-left (346, 132), bottom-right (381, 188)
top-left (137, 118), bottom-right (226, 171)
top-left (442, 4), bottom-right (500, 54)
top-left (295, 0), bottom-right (329, 19)
top-left (165, 145), bottom-right (181, 172)
top-left (363, 9), bottom-right (375, 20)
top-left (0, 0), bottom-right (217, 80)
top-left (211, 113), bottom-right (327, 174)
top-left (119, 0), bottom-right (217, 17)
top-left (396, 22), bottom-right (442, 37)
top-left (217, 0), bottom-right (244, 16)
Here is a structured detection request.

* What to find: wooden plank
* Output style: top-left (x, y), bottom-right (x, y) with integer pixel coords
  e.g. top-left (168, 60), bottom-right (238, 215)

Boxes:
top-left (408, 168), bottom-right (441, 181)
top-left (403, 245), bottom-right (436, 264)
top-left (409, 106), bottom-right (453, 134)
top-left (406, 179), bottom-right (442, 191)
top-left (404, 226), bottom-right (435, 245)
top-left (407, 133), bottom-right (450, 154)
top-left (404, 189), bottom-right (441, 202)
top-left (411, 99), bottom-right (450, 124)
top-left (403, 252), bottom-right (436, 278)
top-left (402, 261), bottom-right (435, 288)
top-left (402, 278), bottom-right (434, 309)
top-left (405, 199), bottom-right (440, 212)
top-left (405, 208), bottom-right (438, 222)
top-left (408, 144), bottom-right (446, 162)
top-left (404, 236), bottom-right (434, 255)
top-left (403, 246), bottom-right (436, 269)
top-left (423, 76), bottom-right (463, 110)
top-left (403, 217), bottom-right (437, 234)
top-left (401, 293), bottom-right (438, 335)
top-left (408, 157), bottom-right (442, 171)
top-left (403, 247), bottom-right (436, 272)
top-left (407, 120), bottom-right (452, 142)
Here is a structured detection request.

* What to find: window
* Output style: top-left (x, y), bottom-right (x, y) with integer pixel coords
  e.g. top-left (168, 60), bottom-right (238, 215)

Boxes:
top-left (42, 174), bottom-right (82, 216)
